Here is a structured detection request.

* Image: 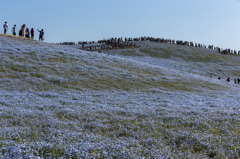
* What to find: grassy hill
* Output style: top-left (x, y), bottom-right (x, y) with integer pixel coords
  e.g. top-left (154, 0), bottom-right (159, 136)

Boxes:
top-left (0, 35), bottom-right (240, 158)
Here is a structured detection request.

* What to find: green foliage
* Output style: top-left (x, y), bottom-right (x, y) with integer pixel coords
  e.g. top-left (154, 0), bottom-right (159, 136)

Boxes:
top-left (10, 65), bottom-right (30, 72)
top-left (208, 151), bottom-right (217, 158)
top-left (119, 50), bottom-right (143, 56)
top-left (30, 72), bottom-right (44, 78)
top-left (140, 48), bottom-right (172, 59)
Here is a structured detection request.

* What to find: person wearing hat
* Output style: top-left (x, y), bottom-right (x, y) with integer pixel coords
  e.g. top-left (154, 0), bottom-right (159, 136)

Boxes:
top-left (11, 25), bottom-right (17, 36)
top-left (3, 21), bottom-right (8, 34)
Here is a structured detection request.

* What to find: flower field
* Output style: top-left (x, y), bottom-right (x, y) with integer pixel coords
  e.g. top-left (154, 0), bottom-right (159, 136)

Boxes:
top-left (0, 36), bottom-right (240, 158)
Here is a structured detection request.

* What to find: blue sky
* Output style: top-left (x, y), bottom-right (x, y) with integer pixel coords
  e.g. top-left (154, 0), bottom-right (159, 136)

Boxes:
top-left (1, 0), bottom-right (240, 50)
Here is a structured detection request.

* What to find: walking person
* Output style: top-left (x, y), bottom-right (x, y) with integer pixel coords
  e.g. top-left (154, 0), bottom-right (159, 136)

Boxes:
top-left (3, 21), bottom-right (8, 34)
top-left (21, 24), bottom-right (26, 37)
top-left (37, 29), bottom-right (44, 42)
top-left (11, 25), bottom-right (17, 36)
top-left (30, 28), bottom-right (34, 39)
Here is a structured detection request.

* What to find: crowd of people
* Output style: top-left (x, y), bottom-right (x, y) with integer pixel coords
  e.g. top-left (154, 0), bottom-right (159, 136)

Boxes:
top-left (3, 21), bottom-right (44, 42)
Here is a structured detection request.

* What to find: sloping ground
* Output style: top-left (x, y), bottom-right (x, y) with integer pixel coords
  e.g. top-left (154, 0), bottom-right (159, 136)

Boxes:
top-left (0, 36), bottom-right (240, 158)
top-left (0, 33), bottom-right (35, 41)
top-left (113, 41), bottom-right (240, 78)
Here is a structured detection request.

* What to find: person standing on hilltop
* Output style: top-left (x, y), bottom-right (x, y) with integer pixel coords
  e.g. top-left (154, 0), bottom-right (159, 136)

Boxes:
top-left (30, 28), bottom-right (34, 39)
top-left (21, 24), bottom-right (26, 37)
top-left (11, 24), bottom-right (17, 36)
top-left (3, 21), bottom-right (8, 34)
top-left (19, 29), bottom-right (22, 36)
top-left (37, 29), bottom-right (44, 42)
top-left (25, 28), bottom-right (30, 38)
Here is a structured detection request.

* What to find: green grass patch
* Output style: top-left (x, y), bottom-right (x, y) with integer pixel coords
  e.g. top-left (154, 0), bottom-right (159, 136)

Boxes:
top-left (231, 70), bottom-right (240, 77)
top-left (140, 48), bottom-right (172, 59)
top-left (0, 68), bottom-right (6, 72)
top-left (46, 57), bottom-right (79, 63)
top-left (9, 65), bottom-right (30, 72)
top-left (30, 72), bottom-right (44, 78)
top-left (119, 50), bottom-right (143, 56)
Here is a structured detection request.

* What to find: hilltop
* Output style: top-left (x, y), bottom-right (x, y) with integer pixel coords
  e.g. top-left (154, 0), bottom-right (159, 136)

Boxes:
top-left (102, 41), bottom-right (240, 78)
top-left (0, 35), bottom-right (240, 158)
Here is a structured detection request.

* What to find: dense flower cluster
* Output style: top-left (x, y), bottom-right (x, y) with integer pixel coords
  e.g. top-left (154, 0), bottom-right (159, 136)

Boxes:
top-left (0, 36), bottom-right (240, 158)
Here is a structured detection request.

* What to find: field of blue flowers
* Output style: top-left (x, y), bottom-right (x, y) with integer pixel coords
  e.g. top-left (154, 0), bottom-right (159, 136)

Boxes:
top-left (0, 36), bottom-right (240, 158)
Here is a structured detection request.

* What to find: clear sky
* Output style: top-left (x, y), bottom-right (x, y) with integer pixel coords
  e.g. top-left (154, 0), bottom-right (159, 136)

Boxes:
top-left (1, 0), bottom-right (240, 50)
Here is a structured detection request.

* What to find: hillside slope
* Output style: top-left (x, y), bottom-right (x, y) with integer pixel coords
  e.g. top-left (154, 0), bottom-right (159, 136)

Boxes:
top-left (0, 36), bottom-right (240, 158)
top-left (110, 41), bottom-right (240, 78)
